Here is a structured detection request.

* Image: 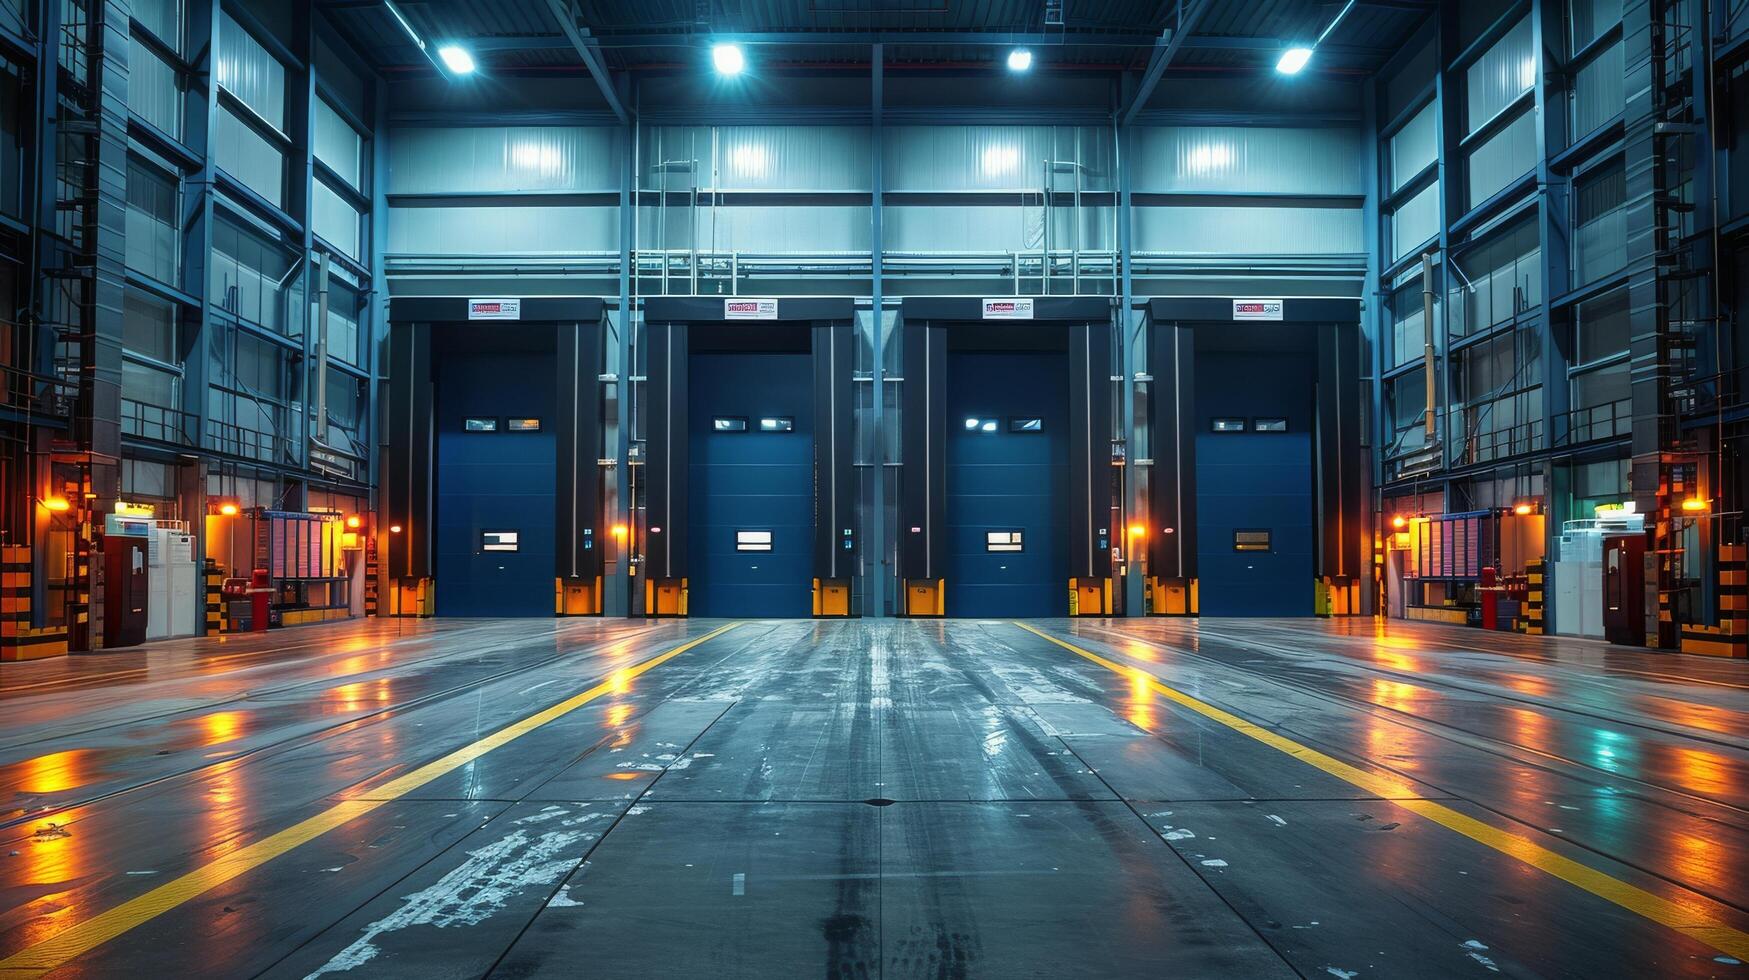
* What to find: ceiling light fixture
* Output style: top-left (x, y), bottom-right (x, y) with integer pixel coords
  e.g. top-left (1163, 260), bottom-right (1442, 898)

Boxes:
top-left (1276, 0), bottom-right (1358, 76)
top-left (712, 43), bottom-right (746, 75)
top-left (1275, 47), bottom-right (1313, 74)
top-left (438, 45), bottom-right (475, 74)
top-left (1007, 48), bottom-right (1033, 71)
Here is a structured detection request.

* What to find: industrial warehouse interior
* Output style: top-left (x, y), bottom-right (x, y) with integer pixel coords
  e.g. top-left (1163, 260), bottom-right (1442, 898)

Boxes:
top-left (1, 0), bottom-right (1749, 975)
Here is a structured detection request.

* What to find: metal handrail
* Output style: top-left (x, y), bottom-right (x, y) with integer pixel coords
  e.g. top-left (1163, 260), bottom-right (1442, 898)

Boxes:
top-left (1553, 397), bottom-right (1632, 447)
top-left (121, 399), bottom-right (198, 446)
top-left (205, 419), bottom-right (294, 465)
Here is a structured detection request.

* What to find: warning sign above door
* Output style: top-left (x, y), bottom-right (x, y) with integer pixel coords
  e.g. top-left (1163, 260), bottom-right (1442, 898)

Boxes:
top-left (1232, 299), bottom-right (1283, 321)
top-left (468, 298), bottom-right (521, 320)
top-left (981, 298), bottom-right (1035, 320)
top-left (725, 298), bottom-right (779, 320)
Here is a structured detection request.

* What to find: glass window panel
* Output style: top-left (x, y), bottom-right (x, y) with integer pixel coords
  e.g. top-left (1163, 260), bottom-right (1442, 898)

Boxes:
top-left (1466, 108), bottom-right (1537, 206)
top-left (1390, 102), bottom-right (1438, 194)
top-left (1467, 18), bottom-right (1535, 132)
top-left (212, 213), bottom-right (304, 337)
top-left (134, 0), bottom-right (180, 49)
top-left (313, 98), bottom-right (363, 190)
top-left (1574, 286), bottom-right (1631, 365)
top-left (214, 106), bottom-right (285, 206)
top-left (1450, 213), bottom-right (1541, 337)
top-left (1234, 530), bottom-right (1272, 552)
top-left (1570, 40), bottom-right (1624, 139)
top-left (125, 156), bottom-right (179, 285)
top-left (1383, 39), bottom-right (1436, 123)
top-left (1386, 368), bottom-right (1429, 452)
top-left (1390, 180), bottom-right (1440, 261)
top-left (122, 358), bottom-right (178, 410)
top-left (319, 280), bottom-right (361, 366)
top-left (128, 36), bottom-right (182, 137)
top-left (1389, 276), bottom-right (1435, 369)
top-left (1573, 359), bottom-right (1631, 408)
top-left (737, 530), bottom-right (774, 552)
top-left (122, 290), bottom-right (177, 363)
top-left (1571, 0), bottom-right (1622, 51)
top-left (216, 12), bottom-right (285, 131)
top-left (1573, 158), bottom-right (1628, 283)
top-left (312, 180), bottom-right (360, 260)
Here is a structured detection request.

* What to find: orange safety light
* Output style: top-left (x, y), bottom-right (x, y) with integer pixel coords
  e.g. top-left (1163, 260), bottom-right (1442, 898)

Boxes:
top-left (346, 514), bottom-right (362, 529)
top-left (1390, 515), bottom-right (1407, 529)
top-left (389, 524), bottom-right (404, 534)
top-left (1513, 502), bottom-right (1534, 516)
top-left (41, 496), bottom-right (71, 512)
top-left (611, 524), bottom-right (629, 539)
top-left (1126, 524), bottom-right (1147, 538)
top-left (219, 502), bottom-right (239, 516)
top-left (1682, 497), bottom-right (1709, 513)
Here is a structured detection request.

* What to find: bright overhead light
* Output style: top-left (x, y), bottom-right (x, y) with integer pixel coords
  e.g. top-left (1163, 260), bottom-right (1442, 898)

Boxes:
top-left (712, 43), bottom-right (745, 75)
top-left (1007, 48), bottom-right (1033, 71)
top-left (1276, 46), bottom-right (1313, 74)
top-left (438, 45), bottom-right (475, 74)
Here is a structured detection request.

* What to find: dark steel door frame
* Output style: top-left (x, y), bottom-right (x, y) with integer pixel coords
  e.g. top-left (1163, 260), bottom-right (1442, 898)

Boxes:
top-left (896, 297), bottom-right (1117, 597)
top-left (384, 297), bottom-right (608, 591)
top-left (641, 297), bottom-right (858, 599)
top-left (1143, 297), bottom-right (1366, 594)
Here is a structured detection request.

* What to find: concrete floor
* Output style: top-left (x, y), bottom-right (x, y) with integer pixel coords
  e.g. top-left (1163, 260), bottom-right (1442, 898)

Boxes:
top-left (0, 618), bottom-right (1745, 978)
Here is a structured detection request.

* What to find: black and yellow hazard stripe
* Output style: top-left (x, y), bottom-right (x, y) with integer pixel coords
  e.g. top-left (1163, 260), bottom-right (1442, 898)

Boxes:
top-left (1523, 558), bottom-right (1545, 635)
top-left (0, 546), bottom-right (69, 661)
top-left (204, 559), bottom-right (224, 635)
top-left (364, 545), bottom-right (380, 617)
top-left (1682, 544), bottom-right (1749, 658)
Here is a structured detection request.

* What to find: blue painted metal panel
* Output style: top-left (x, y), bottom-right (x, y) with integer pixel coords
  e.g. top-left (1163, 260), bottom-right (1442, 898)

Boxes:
top-left (688, 352), bottom-right (814, 618)
top-left (945, 351), bottom-right (1068, 617)
top-left (434, 344), bottom-right (557, 617)
top-left (1194, 351), bottom-right (1314, 617)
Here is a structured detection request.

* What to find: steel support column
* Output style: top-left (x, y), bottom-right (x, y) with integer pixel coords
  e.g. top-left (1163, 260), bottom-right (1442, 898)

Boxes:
top-left (608, 79), bottom-right (634, 616)
top-left (1117, 112), bottom-right (1142, 616)
top-left (870, 44), bottom-right (887, 617)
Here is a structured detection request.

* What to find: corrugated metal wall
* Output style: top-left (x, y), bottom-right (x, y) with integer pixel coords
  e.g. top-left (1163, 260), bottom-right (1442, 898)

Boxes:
top-left (1131, 125), bottom-right (1365, 261)
top-left (386, 126), bottom-right (621, 259)
top-left (383, 120), bottom-right (1365, 292)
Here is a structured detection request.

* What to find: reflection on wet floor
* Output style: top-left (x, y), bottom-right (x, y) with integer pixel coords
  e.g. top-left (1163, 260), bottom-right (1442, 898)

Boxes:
top-left (0, 616), bottom-right (1741, 977)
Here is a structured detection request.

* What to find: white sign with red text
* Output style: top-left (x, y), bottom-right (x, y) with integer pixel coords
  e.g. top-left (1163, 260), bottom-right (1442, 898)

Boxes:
top-left (982, 298), bottom-right (1035, 320)
top-left (468, 298), bottom-right (522, 321)
top-left (1232, 299), bottom-right (1283, 321)
top-left (725, 298), bottom-right (779, 320)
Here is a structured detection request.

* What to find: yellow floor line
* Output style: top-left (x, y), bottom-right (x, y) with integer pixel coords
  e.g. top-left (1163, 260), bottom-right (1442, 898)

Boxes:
top-left (1014, 621), bottom-right (1749, 962)
top-left (0, 622), bottom-right (738, 977)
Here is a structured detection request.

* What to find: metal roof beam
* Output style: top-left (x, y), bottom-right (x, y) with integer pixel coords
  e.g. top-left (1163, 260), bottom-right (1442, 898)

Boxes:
top-left (1120, 0), bottom-right (1212, 127)
top-left (543, 0), bottom-right (631, 124)
top-left (577, 30), bottom-right (1160, 49)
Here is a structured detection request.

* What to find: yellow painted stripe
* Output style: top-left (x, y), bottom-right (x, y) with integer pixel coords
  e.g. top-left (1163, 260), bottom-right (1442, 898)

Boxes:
top-left (0, 622), bottom-right (738, 976)
top-left (1013, 622), bottom-right (1749, 962)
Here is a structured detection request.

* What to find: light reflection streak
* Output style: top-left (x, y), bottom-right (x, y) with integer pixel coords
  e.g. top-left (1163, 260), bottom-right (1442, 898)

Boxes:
top-left (197, 711), bottom-right (247, 748)
top-left (12, 750), bottom-right (93, 795)
top-left (1126, 671), bottom-right (1156, 732)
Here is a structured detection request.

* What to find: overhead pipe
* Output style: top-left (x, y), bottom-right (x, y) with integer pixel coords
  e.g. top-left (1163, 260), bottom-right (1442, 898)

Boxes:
top-left (1421, 249), bottom-right (1436, 445)
top-left (314, 250), bottom-right (330, 446)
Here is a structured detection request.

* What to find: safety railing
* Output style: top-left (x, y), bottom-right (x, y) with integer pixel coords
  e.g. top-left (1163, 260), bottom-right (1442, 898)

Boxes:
top-left (205, 420), bottom-right (294, 465)
top-left (1553, 398), bottom-right (1632, 447)
top-left (122, 399), bottom-right (198, 446)
top-left (1453, 417), bottom-right (1544, 468)
top-left (0, 361), bottom-right (77, 417)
